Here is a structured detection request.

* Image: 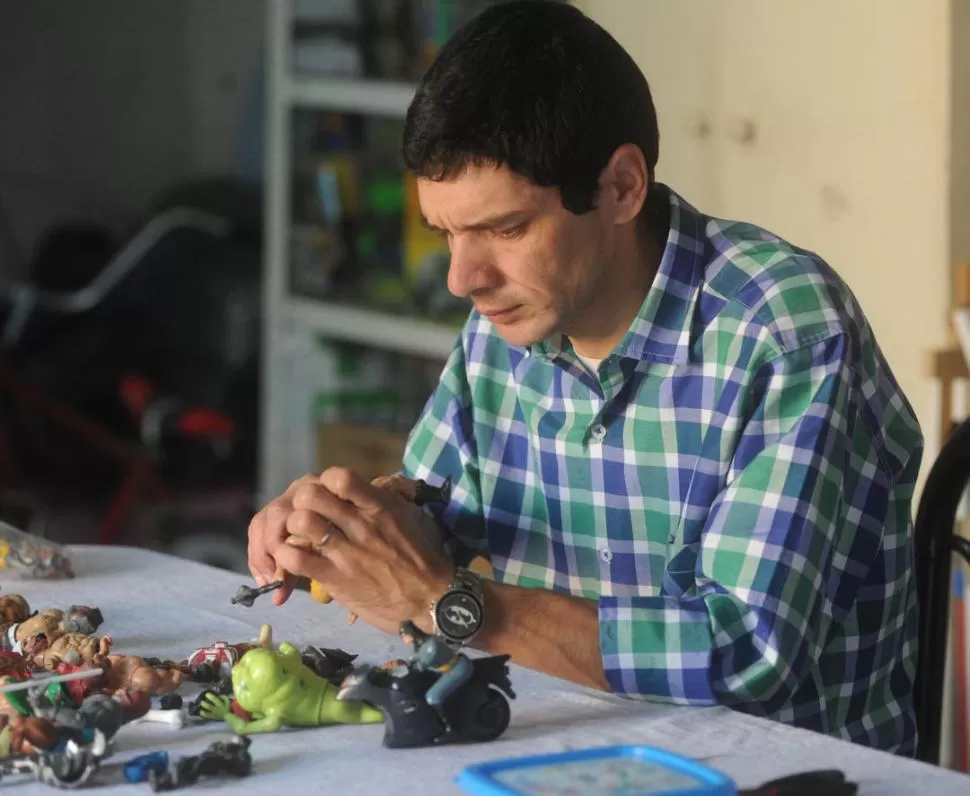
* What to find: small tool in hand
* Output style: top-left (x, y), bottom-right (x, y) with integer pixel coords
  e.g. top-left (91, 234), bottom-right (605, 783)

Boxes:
top-left (231, 580), bottom-right (285, 607)
top-left (231, 476), bottom-right (453, 610)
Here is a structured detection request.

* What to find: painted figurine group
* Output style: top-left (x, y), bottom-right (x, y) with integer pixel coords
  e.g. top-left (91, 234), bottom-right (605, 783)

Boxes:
top-left (0, 474), bottom-right (513, 789)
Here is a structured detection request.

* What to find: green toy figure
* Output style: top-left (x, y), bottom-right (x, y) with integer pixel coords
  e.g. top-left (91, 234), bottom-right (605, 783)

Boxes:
top-left (198, 642), bottom-right (382, 734)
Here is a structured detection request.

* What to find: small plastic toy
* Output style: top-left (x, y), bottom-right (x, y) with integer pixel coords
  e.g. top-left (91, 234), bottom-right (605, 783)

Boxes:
top-left (197, 641), bottom-right (383, 733)
top-left (0, 729), bottom-right (108, 789)
top-left (97, 654), bottom-right (185, 696)
top-left (179, 624), bottom-right (273, 681)
top-left (124, 751), bottom-right (170, 783)
top-left (147, 736), bottom-right (252, 792)
top-left (455, 745), bottom-right (737, 796)
top-left (0, 521), bottom-right (74, 579)
top-left (301, 644), bottom-right (358, 687)
top-left (336, 621), bottom-right (515, 749)
top-left (0, 714), bottom-right (60, 756)
top-left (29, 632), bottom-right (112, 671)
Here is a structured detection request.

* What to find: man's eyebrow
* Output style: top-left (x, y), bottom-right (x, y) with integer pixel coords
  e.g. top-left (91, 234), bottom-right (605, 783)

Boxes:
top-left (420, 211), bottom-right (529, 233)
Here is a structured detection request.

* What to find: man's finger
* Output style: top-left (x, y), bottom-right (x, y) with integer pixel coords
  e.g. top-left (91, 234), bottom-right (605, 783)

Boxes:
top-left (290, 480), bottom-right (375, 545)
top-left (320, 467), bottom-right (391, 512)
top-left (248, 505), bottom-right (288, 586)
top-left (273, 543), bottom-right (337, 591)
top-left (272, 571), bottom-right (298, 606)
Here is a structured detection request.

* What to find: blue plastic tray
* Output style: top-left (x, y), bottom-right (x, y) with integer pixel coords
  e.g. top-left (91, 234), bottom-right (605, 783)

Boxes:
top-left (456, 744), bottom-right (736, 796)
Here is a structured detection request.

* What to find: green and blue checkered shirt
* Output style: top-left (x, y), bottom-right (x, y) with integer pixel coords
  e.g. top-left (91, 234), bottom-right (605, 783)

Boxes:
top-left (402, 184), bottom-right (922, 754)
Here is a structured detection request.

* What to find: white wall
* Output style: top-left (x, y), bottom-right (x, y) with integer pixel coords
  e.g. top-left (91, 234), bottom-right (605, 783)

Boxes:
top-left (581, 0), bottom-right (957, 486)
top-left (0, 0), bottom-right (264, 277)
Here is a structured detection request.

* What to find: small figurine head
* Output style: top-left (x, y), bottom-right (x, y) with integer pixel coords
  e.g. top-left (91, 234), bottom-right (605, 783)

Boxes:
top-left (19, 633), bottom-right (48, 661)
top-left (0, 594), bottom-right (30, 625)
top-left (15, 609), bottom-right (69, 644)
top-left (413, 636), bottom-right (453, 669)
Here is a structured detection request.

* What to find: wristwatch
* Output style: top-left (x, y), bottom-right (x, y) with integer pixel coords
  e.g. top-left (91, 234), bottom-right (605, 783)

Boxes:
top-left (430, 567), bottom-right (485, 646)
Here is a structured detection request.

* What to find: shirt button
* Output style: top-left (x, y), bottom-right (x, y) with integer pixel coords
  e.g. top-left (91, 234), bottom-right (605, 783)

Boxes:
top-left (599, 546), bottom-right (613, 563)
top-left (590, 424), bottom-right (607, 442)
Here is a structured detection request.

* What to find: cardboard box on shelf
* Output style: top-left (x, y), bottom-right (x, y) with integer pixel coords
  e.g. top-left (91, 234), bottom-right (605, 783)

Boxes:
top-left (317, 421), bottom-right (407, 482)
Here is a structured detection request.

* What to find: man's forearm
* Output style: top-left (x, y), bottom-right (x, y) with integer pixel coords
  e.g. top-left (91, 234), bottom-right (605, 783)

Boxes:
top-left (470, 579), bottom-right (610, 692)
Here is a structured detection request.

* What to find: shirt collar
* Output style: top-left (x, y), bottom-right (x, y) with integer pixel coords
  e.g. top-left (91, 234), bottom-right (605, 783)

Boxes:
top-left (528, 184), bottom-right (705, 365)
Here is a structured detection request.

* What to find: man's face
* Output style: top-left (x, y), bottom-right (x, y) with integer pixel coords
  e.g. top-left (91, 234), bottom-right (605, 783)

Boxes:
top-left (417, 164), bottom-right (613, 349)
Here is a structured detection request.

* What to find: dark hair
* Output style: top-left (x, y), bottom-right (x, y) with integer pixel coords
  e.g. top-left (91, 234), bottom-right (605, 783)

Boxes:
top-left (402, 0), bottom-right (660, 218)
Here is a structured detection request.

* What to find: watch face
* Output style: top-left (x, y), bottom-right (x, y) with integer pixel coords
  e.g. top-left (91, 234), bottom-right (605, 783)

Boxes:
top-left (435, 591), bottom-right (483, 641)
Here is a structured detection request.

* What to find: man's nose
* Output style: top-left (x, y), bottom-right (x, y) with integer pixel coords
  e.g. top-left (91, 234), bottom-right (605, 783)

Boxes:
top-left (447, 237), bottom-right (496, 298)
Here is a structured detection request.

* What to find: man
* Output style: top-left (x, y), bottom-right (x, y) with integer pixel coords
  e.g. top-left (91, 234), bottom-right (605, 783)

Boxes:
top-left (249, 0), bottom-right (922, 754)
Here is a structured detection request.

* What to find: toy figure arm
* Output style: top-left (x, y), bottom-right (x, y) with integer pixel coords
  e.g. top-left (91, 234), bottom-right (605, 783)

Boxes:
top-left (200, 694), bottom-right (284, 734)
top-left (227, 713), bottom-right (284, 734)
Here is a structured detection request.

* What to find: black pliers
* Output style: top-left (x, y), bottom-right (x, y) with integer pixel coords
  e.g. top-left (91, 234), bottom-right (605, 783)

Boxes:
top-left (739, 769), bottom-right (858, 796)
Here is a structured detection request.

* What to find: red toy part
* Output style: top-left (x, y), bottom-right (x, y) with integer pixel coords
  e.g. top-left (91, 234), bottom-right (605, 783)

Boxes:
top-left (0, 651), bottom-right (30, 681)
top-left (230, 698), bottom-right (252, 721)
top-left (52, 662), bottom-right (102, 705)
top-left (184, 641), bottom-right (249, 680)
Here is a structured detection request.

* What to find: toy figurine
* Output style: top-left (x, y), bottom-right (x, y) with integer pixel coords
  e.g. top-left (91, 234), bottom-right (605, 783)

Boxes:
top-left (179, 625), bottom-right (273, 682)
top-left (98, 654), bottom-right (184, 696)
top-left (0, 730), bottom-right (107, 789)
top-left (3, 605), bottom-right (104, 656)
top-left (0, 714), bottom-right (60, 756)
top-left (300, 645), bottom-right (358, 687)
top-left (147, 736), bottom-right (252, 791)
top-left (0, 651), bottom-right (30, 681)
top-left (197, 641), bottom-right (382, 733)
top-left (0, 594), bottom-right (31, 634)
top-left (336, 621), bottom-right (515, 749)
top-left (29, 632), bottom-right (112, 671)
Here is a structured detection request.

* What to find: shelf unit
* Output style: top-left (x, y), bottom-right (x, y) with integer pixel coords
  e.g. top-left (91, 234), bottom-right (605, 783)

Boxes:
top-left (260, 0), bottom-right (461, 504)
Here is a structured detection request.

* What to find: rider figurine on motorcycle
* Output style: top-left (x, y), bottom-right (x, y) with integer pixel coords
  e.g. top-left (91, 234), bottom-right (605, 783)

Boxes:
top-left (399, 621), bottom-right (473, 711)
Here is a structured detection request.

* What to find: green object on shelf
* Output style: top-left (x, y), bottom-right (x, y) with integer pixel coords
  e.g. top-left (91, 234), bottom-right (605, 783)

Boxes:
top-left (358, 230), bottom-right (378, 258)
top-left (365, 176), bottom-right (404, 214)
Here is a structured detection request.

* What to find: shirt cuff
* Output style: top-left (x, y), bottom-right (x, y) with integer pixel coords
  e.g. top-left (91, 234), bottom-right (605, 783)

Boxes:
top-left (598, 595), bottom-right (717, 704)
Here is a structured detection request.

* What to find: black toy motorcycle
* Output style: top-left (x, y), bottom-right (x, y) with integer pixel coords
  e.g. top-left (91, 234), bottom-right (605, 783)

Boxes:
top-left (336, 654), bottom-right (515, 749)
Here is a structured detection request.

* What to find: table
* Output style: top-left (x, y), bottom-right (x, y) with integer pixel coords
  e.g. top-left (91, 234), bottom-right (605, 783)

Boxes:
top-left (4, 545), bottom-right (970, 794)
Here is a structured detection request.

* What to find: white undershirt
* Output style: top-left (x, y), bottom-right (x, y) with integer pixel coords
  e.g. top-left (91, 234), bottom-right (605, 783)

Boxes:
top-left (575, 352), bottom-right (603, 378)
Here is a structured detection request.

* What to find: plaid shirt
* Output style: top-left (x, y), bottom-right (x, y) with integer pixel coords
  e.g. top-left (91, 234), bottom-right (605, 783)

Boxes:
top-left (402, 184), bottom-right (922, 754)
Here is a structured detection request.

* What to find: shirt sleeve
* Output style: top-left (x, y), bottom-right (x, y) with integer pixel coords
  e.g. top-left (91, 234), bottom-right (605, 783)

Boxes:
top-left (599, 333), bottom-right (892, 706)
top-left (400, 335), bottom-right (487, 567)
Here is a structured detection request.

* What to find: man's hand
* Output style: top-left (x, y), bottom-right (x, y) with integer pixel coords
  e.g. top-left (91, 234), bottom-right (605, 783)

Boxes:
top-left (247, 474), bottom-right (323, 605)
top-left (271, 467), bottom-right (456, 635)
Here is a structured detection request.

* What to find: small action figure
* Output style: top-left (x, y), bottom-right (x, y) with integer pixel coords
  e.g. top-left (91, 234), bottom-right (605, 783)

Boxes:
top-left (179, 625), bottom-right (273, 682)
top-left (98, 654), bottom-right (184, 696)
top-left (400, 621), bottom-right (473, 712)
top-left (0, 729), bottom-right (107, 789)
top-left (147, 736), bottom-right (252, 791)
top-left (336, 621), bottom-right (515, 749)
top-left (300, 645), bottom-right (358, 687)
top-left (29, 632), bottom-right (112, 671)
top-left (198, 642), bottom-right (382, 733)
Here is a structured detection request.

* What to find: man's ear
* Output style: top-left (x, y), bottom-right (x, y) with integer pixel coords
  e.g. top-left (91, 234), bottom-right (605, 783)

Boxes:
top-left (600, 143), bottom-right (648, 226)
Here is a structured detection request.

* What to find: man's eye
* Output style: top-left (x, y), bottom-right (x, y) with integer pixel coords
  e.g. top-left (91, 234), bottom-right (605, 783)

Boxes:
top-left (496, 225), bottom-right (525, 240)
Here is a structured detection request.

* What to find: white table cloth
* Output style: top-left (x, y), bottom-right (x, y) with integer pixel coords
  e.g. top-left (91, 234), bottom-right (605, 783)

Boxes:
top-left (2, 545), bottom-right (969, 794)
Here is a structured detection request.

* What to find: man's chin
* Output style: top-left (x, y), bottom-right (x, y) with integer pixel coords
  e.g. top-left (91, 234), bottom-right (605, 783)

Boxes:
top-left (487, 316), bottom-right (552, 350)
